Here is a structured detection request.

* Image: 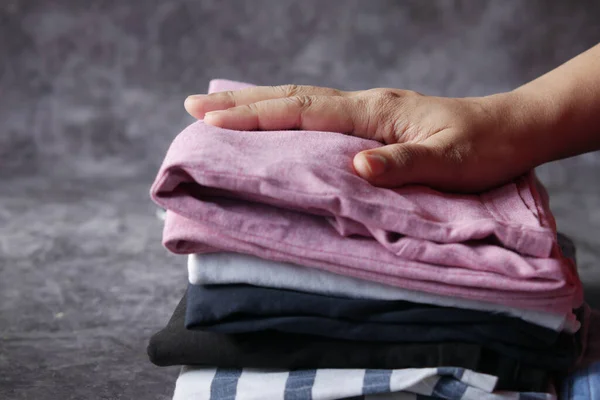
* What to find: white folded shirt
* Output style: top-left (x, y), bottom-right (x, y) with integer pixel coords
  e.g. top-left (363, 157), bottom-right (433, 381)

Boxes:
top-left (188, 252), bottom-right (576, 332)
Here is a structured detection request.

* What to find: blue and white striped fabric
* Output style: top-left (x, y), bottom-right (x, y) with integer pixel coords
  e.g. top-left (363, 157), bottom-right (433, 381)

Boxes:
top-left (172, 367), bottom-right (555, 400)
top-left (560, 361), bottom-right (600, 400)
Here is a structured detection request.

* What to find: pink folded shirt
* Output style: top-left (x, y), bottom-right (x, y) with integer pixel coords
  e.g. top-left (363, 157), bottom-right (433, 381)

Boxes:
top-left (151, 79), bottom-right (583, 315)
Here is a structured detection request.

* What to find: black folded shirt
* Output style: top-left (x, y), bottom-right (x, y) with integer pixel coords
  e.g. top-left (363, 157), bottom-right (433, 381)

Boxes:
top-left (185, 282), bottom-right (580, 371)
top-left (148, 293), bottom-right (550, 392)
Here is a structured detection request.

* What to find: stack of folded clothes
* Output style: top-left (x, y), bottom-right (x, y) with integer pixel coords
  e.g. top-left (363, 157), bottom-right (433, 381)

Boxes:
top-left (147, 79), bottom-right (589, 400)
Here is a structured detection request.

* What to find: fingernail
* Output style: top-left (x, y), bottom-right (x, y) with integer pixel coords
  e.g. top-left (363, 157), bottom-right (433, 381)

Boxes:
top-left (186, 94), bottom-right (206, 101)
top-left (354, 153), bottom-right (388, 178)
top-left (184, 95), bottom-right (205, 109)
top-left (203, 110), bottom-right (227, 124)
top-left (204, 110), bottom-right (225, 117)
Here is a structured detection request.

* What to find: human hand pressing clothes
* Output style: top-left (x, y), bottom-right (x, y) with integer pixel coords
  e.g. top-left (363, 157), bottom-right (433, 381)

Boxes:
top-left (185, 44), bottom-right (600, 192)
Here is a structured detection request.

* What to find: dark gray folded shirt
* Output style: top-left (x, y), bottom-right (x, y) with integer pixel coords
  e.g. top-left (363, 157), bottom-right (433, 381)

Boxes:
top-left (148, 293), bottom-right (550, 392)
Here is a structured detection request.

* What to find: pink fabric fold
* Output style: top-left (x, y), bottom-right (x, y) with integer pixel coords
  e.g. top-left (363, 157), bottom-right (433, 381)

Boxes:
top-left (150, 79), bottom-right (583, 315)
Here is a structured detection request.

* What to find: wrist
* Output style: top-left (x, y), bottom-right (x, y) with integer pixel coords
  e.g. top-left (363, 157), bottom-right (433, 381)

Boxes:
top-left (481, 89), bottom-right (557, 169)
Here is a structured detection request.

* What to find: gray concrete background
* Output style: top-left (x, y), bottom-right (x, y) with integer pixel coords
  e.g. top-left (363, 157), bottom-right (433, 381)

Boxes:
top-left (1, 1), bottom-right (599, 399)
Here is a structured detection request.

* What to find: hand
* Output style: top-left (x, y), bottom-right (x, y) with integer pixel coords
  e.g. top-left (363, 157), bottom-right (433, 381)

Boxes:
top-left (184, 85), bottom-right (536, 192)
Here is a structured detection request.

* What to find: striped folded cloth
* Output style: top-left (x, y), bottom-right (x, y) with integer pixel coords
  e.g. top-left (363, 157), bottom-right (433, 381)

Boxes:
top-left (172, 366), bottom-right (555, 400)
top-left (560, 361), bottom-right (600, 399)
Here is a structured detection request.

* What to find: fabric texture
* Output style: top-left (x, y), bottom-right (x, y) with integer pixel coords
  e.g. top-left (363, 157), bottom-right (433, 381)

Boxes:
top-left (172, 366), bottom-right (555, 400)
top-left (581, 310), bottom-right (600, 367)
top-left (184, 283), bottom-right (578, 371)
top-left (560, 361), bottom-right (600, 400)
top-left (186, 232), bottom-right (580, 332)
top-left (151, 79), bottom-right (582, 315)
top-left (148, 294), bottom-right (549, 392)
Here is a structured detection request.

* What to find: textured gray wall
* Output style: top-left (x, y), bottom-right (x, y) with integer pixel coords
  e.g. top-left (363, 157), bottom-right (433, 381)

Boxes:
top-left (1, 1), bottom-right (599, 399)
top-left (2, 0), bottom-right (600, 177)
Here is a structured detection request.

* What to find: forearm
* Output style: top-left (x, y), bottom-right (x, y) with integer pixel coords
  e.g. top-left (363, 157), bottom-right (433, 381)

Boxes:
top-left (489, 43), bottom-right (600, 167)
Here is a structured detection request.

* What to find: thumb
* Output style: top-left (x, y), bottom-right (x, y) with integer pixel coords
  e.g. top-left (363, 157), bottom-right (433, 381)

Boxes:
top-left (353, 142), bottom-right (448, 188)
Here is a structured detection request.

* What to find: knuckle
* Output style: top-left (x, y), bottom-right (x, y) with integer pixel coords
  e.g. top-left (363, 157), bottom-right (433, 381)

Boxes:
top-left (279, 84), bottom-right (302, 97)
top-left (371, 90), bottom-right (402, 118)
top-left (402, 89), bottom-right (423, 97)
top-left (367, 88), bottom-right (402, 106)
top-left (367, 88), bottom-right (421, 105)
top-left (376, 88), bottom-right (402, 100)
top-left (286, 95), bottom-right (314, 110)
top-left (223, 90), bottom-right (237, 106)
top-left (245, 102), bottom-right (261, 114)
top-left (359, 89), bottom-right (422, 141)
top-left (327, 86), bottom-right (343, 96)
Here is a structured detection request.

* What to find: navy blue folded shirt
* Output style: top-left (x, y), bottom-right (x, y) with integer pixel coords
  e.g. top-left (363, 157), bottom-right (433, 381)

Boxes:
top-left (185, 283), bottom-right (581, 370)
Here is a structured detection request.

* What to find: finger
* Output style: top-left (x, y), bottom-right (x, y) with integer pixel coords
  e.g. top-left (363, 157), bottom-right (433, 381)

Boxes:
top-left (203, 95), bottom-right (368, 134)
top-left (184, 85), bottom-right (345, 119)
top-left (353, 142), bottom-right (452, 188)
